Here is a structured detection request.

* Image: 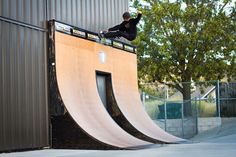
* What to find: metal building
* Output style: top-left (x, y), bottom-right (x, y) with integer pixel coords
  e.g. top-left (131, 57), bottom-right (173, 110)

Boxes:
top-left (0, 0), bottom-right (129, 152)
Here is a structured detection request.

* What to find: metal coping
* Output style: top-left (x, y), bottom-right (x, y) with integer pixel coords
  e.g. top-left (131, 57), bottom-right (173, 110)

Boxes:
top-left (50, 20), bottom-right (136, 53)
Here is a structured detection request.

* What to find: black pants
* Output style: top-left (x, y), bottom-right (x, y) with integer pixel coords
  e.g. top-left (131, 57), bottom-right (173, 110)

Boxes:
top-left (104, 31), bottom-right (136, 41)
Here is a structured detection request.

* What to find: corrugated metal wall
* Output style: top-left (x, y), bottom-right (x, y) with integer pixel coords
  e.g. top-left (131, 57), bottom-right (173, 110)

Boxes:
top-left (0, 0), bottom-right (47, 28)
top-left (0, 20), bottom-right (49, 151)
top-left (0, 0), bottom-right (49, 151)
top-left (47, 0), bottom-right (129, 32)
top-left (0, 0), bottom-right (129, 151)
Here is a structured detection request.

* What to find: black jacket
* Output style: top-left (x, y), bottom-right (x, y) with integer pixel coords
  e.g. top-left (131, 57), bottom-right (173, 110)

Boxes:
top-left (108, 13), bottom-right (142, 37)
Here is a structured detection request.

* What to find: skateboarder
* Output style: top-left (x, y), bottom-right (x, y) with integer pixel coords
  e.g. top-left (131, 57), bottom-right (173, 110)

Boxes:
top-left (98, 11), bottom-right (142, 41)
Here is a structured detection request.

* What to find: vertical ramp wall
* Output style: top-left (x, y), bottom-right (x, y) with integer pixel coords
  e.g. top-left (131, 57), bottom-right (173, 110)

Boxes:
top-left (51, 21), bottom-right (185, 149)
top-left (54, 31), bottom-right (151, 149)
top-left (93, 40), bottom-right (186, 144)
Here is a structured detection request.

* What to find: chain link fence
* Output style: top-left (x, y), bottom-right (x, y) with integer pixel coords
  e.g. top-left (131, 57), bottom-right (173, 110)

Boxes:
top-left (141, 81), bottom-right (236, 139)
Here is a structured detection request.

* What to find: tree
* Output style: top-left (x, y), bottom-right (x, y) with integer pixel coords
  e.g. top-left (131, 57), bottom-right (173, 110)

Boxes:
top-left (133, 0), bottom-right (236, 116)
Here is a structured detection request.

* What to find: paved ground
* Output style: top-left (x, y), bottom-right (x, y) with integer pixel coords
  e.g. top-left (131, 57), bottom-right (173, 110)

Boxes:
top-left (191, 118), bottom-right (236, 143)
top-left (1, 141), bottom-right (236, 157)
top-left (1, 119), bottom-right (236, 157)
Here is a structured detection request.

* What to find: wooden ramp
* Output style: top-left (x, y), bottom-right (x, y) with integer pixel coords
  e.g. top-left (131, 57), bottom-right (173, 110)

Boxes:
top-left (55, 32), bottom-right (152, 149)
top-left (93, 37), bottom-right (185, 144)
top-left (55, 30), bottom-right (185, 148)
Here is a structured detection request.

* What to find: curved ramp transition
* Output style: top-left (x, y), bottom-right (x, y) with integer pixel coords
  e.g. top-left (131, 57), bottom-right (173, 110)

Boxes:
top-left (93, 38), bottom-right (185, 144)
top-left (55, 30), bottom-right (186, 148)
top-left (55, 32), bottom-right (152, 149)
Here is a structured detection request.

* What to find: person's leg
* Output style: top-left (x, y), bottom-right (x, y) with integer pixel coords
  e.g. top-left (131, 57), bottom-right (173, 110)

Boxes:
top-left (103, 31), bottom-right (135, 41)
top-left (117, 31), bottom-right (136, 41)
top-left (103, 31), bottom-right (122, 38)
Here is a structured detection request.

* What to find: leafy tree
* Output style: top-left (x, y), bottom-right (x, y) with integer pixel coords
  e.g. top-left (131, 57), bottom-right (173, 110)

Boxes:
top-left (132, 0), bottom-right (236, 116)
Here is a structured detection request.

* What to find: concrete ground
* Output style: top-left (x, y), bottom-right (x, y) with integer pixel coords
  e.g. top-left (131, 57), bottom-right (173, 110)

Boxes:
top-left (1, 119), bottom-right (236, 157)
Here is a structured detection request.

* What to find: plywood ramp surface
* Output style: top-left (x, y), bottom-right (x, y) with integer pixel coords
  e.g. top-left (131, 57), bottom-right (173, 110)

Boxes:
top-left (94, 39), bottom-right (185, 144)
top-left (55, 32), bottom-right (152, 149)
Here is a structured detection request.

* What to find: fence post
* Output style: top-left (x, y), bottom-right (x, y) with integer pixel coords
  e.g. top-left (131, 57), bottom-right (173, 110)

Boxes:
top-left (164, 85), bottom-right (168, 131)
top-left (164, 99), bottom-right (167, 131)
top-left (181, 101), bottom-right (184, 138)
top-left (142, 92), bottom-right (146, 108)
top-left (195, 97), bottom-right (199, 135)
top-left (217, 80), bottom-right (221, 117)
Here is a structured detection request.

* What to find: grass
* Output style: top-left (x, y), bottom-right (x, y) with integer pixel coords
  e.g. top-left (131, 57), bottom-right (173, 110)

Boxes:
top-left (144, 99), bottom-right (163, 119)
top-left (144, 99), bottom-right (217, 119)
top-left (198, 101), bottom-right (217, 117)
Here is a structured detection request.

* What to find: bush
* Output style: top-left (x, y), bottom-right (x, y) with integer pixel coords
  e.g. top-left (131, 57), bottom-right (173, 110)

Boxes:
top-left (144, 99), bottom-right (163, 119)
top-left (198, 101), bottom-right (216, 117)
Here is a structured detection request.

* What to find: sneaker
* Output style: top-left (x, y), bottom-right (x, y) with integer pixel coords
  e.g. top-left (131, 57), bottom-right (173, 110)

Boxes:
top-left (98, 31), bottom-right (104, 39)
top-left (102, 30), bottom-right (108, 34)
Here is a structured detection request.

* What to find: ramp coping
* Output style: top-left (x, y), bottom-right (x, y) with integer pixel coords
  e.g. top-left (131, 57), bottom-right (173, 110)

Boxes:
top-left (49, 19), bottom-right (136, 53)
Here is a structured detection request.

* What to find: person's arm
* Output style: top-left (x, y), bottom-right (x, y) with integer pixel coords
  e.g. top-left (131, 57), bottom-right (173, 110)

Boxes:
top-left (108, 21), bottom-right (126, 31)
top-left (133, 11), bottom-right (142, 24)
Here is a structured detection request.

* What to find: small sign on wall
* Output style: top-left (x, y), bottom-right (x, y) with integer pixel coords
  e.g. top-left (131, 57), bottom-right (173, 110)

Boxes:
top-left (99, 51), bottom-right (106, 64)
